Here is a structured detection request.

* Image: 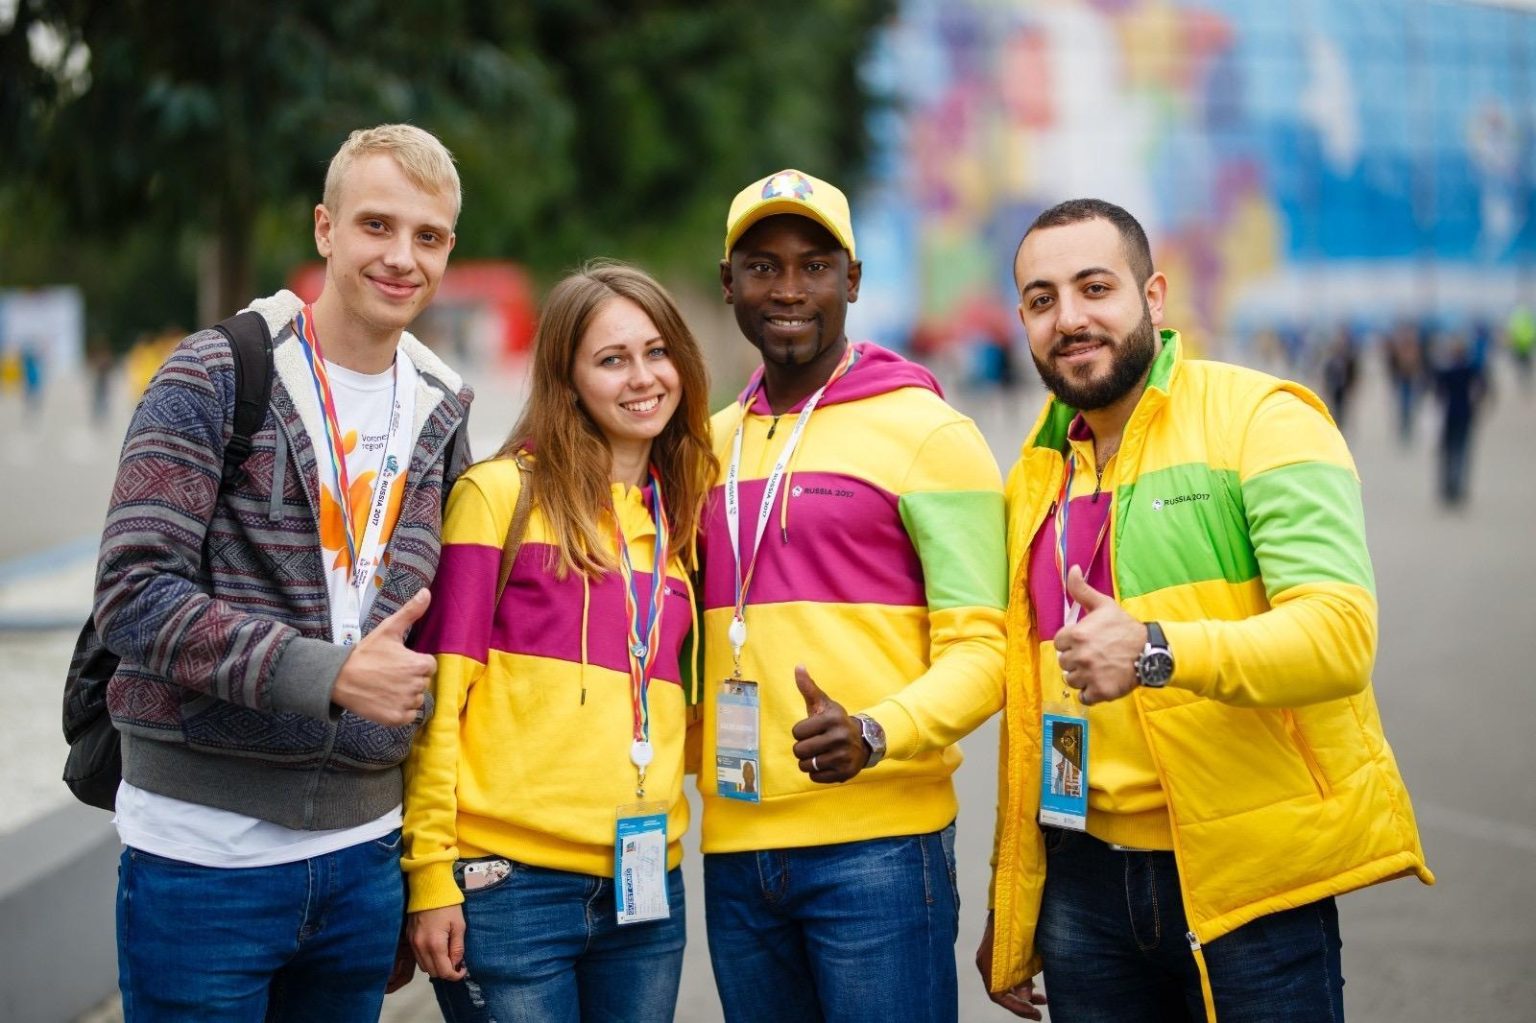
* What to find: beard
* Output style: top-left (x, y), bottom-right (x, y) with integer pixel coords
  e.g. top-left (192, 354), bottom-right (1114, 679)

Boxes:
top-left (1032, 309), bottom-right (1158, 411)
top-left (752, 317), bottom-right (828, 366)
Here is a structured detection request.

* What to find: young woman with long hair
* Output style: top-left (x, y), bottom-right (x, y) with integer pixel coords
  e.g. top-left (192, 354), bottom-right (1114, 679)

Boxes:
top-left (402, 261), bottom-right (717, 1021)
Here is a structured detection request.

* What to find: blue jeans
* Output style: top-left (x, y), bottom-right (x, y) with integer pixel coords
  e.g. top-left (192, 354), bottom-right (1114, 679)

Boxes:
top-left (116, 831), bottom-right (406, 1022)
top-left (1037, 829), bottom-right (1345, 1022)
top-left (440, 858), bottom-right (686, 1023)
top-left (704, 823), bottom-right (960, 1023)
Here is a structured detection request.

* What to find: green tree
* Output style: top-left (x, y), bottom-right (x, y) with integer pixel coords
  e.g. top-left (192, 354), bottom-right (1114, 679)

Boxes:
top-left (1, 0), bottom-right (893, 342)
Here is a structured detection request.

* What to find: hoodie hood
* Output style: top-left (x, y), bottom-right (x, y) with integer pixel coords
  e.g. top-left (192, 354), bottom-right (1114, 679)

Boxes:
top-left (738, 341), bottom-right (944, 415)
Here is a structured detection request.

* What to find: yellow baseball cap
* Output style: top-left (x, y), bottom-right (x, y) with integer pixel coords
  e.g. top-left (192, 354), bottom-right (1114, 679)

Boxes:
top-left (723, 169), bottom-right (856, 260)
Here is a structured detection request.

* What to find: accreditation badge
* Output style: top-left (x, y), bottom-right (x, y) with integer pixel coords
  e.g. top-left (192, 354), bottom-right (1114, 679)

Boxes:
top-left (614, 802), bottom-right (669, 925)
top-left (1039, 711), bottom-right (1089, 831)
top-left (715, 678), bottom-right (761, 803)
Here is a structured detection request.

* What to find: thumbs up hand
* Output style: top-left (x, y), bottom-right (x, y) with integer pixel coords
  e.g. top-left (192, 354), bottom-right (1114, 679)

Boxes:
top-left (332, 589), bottom-right (439, 726)
top-left (1053, 566), bottom-right (1146, 706)
top-left (790, 665), bottom-right (870, 783)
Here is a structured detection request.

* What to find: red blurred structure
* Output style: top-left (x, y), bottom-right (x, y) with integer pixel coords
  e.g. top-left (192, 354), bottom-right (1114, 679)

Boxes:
top-left (287, 261), bottom-right (538, 363)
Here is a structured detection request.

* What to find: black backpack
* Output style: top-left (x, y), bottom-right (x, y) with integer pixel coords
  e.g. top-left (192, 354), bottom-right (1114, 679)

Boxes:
top-left (63, 311), bottom-right (274, 810)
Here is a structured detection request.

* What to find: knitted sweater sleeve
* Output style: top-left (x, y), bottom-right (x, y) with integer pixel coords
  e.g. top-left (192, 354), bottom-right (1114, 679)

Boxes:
top-left (92, 330), bottom-right (343, 719)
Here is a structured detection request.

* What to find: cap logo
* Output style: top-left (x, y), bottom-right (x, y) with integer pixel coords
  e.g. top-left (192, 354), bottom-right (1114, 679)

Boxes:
top-left (761, 171), bottom-right (813, 202)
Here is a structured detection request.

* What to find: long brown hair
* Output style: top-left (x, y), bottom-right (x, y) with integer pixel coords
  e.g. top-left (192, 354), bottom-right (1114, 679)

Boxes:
top-left (495, 261), bottom-right (718, 578)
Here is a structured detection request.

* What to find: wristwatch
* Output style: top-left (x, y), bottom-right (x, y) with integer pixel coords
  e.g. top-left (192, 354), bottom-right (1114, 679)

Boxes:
top-left (853, 713), bottom-right (887, 768)
top-left (1135, 622), bottom-right (1174, 688)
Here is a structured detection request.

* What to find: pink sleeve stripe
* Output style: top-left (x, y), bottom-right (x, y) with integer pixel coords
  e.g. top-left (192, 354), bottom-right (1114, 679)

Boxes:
top-left (415, 542), bottom-right (690, 684)
top-left (413, 542), bottom-right (500, 658)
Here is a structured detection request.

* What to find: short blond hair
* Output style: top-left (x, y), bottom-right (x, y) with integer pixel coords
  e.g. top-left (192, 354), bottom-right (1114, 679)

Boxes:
top-left (323, 124), bottom-right (461, 225)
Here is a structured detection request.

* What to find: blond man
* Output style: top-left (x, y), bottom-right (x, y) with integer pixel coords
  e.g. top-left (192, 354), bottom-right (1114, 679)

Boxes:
top-left (95, 124), bottom-right (473, 1020)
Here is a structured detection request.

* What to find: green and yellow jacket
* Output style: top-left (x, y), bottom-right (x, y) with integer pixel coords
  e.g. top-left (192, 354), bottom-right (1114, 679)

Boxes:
top-left (987, 331), bottom-right (1433, 1013)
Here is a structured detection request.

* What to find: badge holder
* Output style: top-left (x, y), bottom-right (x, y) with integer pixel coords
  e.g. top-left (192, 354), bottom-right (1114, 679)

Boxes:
top-left (615, 741), bottom-right (669, 926)
top-left (1040, 657), bottom-right (1089, 832)
top-left (716, 623), bottom-right (762, 804)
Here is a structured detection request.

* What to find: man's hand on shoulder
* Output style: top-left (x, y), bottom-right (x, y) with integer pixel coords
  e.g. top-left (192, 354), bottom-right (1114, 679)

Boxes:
top-left (1054, 567), bottom-right (1145, 705)
top-left (791, 665), bottom-right (871, 783)
top-left (332, 589), bottom-right (436, 726)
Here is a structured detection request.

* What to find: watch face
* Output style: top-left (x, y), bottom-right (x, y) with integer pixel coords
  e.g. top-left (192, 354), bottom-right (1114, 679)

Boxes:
top-left (857, 715), bottom-right (887, 762)
top-left (1138, 650), bottom-right (1174, 687)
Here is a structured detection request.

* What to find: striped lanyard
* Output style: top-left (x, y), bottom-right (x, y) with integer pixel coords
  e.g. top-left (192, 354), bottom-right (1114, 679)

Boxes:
top-left (293, 305), bottom-right (399, 585)
top-left (1053, 452), bottom-right (1113, 628)
top-left (724, 346), bottom-right (858, 673)
top-left (614, 465), bottom-right (670, 796)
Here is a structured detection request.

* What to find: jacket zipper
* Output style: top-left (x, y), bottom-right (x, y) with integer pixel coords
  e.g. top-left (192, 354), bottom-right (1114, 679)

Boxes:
top-left (272, 409), bottom-right (343, 828)
top-left (1284, 710), bottom-right (1333, 799)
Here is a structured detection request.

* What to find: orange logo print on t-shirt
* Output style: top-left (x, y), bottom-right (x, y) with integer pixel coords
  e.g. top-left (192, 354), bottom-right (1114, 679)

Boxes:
top-left (318, 430), bottom-right (409, 587)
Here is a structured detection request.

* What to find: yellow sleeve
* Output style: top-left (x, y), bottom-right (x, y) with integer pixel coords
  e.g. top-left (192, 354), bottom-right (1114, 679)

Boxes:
top-left (401, 473), bottom-right (504, 912)
top-left (1163, 390), bottom-right (1378, 707)
top-left (863, 419), bottom-right (1008, 758)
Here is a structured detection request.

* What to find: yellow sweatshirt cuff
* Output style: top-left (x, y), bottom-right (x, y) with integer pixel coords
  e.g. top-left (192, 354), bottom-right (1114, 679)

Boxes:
top-left (861, 698), bottom-right (919, 761)
top-left (1160, 620), bottom-right (1215, 698)
top-left (407, 862), bottom-right (464, 914)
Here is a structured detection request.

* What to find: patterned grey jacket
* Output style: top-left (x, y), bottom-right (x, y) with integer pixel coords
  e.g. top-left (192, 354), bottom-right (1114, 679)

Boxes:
top-left (94, 291), bottom-right (473, 830)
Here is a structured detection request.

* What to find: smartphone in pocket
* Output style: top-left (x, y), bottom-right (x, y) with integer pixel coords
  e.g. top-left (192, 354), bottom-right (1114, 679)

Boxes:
top-left (461, 858), bottom-right (511, 892)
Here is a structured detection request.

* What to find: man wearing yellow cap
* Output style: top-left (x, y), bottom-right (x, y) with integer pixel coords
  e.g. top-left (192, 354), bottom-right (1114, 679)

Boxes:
top-left (693, 169), bottom-right (1008, 1022)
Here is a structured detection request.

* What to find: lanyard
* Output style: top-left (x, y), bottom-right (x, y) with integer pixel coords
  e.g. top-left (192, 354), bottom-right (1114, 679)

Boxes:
top-left (724, 346), bottom-right (858, 673)
top-left (294, 306), bottom-right (402, 623)
top-left (614, 466), bottom-right (670, 796)
top-left (1053, 452), bottom-right (1113, 627)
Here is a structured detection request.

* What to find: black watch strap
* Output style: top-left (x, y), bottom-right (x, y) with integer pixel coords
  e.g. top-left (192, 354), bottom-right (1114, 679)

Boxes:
top-left (1146, 621), bottom-right (1167, 649)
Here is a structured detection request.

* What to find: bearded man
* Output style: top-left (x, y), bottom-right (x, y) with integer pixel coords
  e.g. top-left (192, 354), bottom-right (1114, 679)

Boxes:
top-left (976, 199), bottom-right (1433, 1022)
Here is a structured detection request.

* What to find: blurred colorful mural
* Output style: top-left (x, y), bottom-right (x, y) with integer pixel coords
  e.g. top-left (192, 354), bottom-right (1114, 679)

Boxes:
top-left (849, 0), bottom-right (1536, 358)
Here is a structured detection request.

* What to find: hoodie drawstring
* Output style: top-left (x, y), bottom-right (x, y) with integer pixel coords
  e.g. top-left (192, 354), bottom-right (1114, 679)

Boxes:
top-left (579, 572), bottom-right (591, 705)
top-left (682, 566), bottom-right (702, 706)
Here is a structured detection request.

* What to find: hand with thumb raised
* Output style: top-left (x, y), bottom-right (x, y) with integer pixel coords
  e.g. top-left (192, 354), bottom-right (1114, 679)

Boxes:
top-left (332, 589), bottom-right (439, 726)
top-left (791, 665), bottom-right (869, 783)
top-left (1066, 565), bottom-right (1112, 615)
top-left (796, 665), bottom-right (831, 716)
top-left (1053, 568), bottom-right (1145, 706)
top-left (378, 585), bottom-right (433, 637)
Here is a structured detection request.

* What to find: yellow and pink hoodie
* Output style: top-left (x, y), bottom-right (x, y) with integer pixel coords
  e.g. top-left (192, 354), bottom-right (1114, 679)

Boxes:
top-left (698, 342), bottom-right (1006, 853)
top-left (402, 457), bottom-right (694, 912)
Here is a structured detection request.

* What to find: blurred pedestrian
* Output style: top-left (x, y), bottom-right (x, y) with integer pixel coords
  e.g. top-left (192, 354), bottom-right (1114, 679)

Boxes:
top-left (86, 337), bottom-right (114, 426)
top-left (1385, 321), bottom-right (1426, 445)
top-left (95, 124), bottom-right (472, 1020)
top-left (1508, 304), bottom-right (1534, 392)
top-left (1319, 325), bottom-right (1358, 431)
top-left (1432, 334), bottom-right (1489, 507)
top-left (980, 199), bottom-right (1433, 1022)
top-left (403, 262), bottom-right (716, 1022)
top-left (20, 344), bottom-right (42, 413)
top-left (0, 349), bottom-right (19, 395)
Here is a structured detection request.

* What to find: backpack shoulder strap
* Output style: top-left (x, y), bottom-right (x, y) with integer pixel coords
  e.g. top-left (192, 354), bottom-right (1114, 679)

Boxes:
top-left (495, 456), bottom-right (535, 603)
top-left (212, 310), bottom-right (275, 483)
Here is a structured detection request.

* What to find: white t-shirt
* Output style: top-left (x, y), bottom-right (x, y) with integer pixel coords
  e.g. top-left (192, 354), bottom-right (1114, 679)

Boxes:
top-left (116, 353), bottom-right (419, 867)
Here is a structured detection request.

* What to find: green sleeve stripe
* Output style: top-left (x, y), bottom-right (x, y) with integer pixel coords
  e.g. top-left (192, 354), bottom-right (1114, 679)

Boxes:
top-left (1114, 465), bottom-right (1259, 599)
top-left (1241, 460), bottom-right (1375, 597)
top-left (899, 490), bottom-right (1007, 611)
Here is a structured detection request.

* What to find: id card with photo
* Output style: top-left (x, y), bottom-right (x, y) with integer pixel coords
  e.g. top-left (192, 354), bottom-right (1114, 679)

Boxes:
top-left (615, 802), bottom-right (670, 925)
top-left (715, 678), bottom-right (761, 803)
top-left (1039, 712), bottom-right (1089, 831)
